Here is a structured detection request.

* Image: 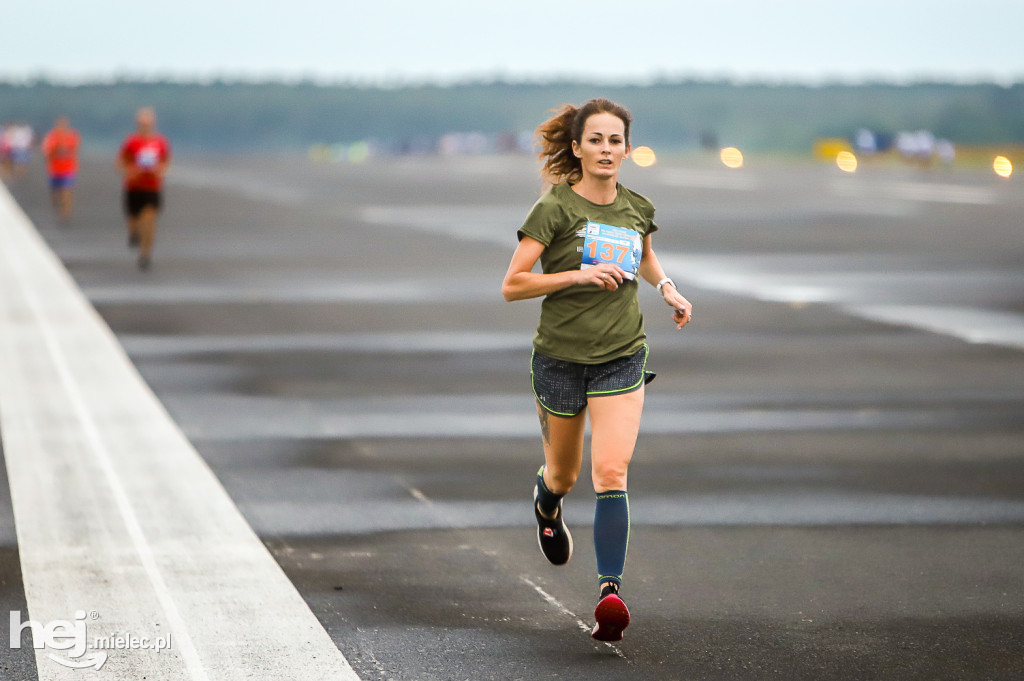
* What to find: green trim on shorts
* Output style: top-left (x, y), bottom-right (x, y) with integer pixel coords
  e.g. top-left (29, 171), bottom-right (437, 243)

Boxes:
top-left (585, 344), bottom-right (649, 398)
top-left (531, 349), bottom-right (583, 417)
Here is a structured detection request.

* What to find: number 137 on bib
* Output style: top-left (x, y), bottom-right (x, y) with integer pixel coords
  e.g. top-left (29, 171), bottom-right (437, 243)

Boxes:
top-left (580, 221), bottom-right (642, 281)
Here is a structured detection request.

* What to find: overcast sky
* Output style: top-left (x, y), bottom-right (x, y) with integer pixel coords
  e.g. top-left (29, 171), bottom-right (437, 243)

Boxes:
top-left (3, 0), bottom-right (1022, 85)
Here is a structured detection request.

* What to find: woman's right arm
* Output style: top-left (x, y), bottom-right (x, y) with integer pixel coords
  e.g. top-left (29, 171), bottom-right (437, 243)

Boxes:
top-left (502, 236), bottom-right (625, 301)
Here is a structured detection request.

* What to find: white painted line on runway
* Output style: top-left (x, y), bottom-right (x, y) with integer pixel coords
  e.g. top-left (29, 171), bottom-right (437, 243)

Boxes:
top-left (359, 200), bottom-right (1024, 353)
top-left (239, 493), bottom-right (1024, 537)
top-left (82, 278), bottom-right (498, 305)
top-left (830, 179), bottom-right (997, 205)
top-left (407, 487), bottom-right (433, 506)
top-left (169, 165), bottom-right (307, 205)
top-left (0, 184), bottom-right (360, 680)
top-left (119, 331), bottom-right (532, 356)
top-left (845, 304), bottom-right (1024, 350)
top-left (659, 253), bottom-right (1024, 352)
top-left (521, 577), bottom-right (592, 633)
top-left (658, 254), bottom-right (844, 304)
top-left (359, 204), bottom-right (519, 246)
top-left (656, 168), bottom-right (758, 191)
top-left (521, 576), bottom-right (626, 659)
top-left (164, 392), bottom-right (1010, 441)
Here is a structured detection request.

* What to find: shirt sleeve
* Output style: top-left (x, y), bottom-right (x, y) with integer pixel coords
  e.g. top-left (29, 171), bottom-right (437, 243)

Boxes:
top-left (631, 189), bottom-right (658, 236)
top-left (516, 193), bottom-right (562, 246)
top-left (645, 210), bottom-right (659, 236)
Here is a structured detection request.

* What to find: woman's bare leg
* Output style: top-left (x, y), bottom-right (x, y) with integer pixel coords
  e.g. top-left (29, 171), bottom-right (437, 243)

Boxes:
top-left (588, 386), bottom-right (644, 493)
top-left (536, 401), bottom-right (585, 496)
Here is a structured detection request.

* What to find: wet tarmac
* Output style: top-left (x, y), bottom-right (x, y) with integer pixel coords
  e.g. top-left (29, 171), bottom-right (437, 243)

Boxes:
top-left (3, 151), bottom-right (1024, 680)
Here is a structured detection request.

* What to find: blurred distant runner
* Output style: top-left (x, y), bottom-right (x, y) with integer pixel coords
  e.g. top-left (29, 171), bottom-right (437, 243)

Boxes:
top-left (0, 123), bottom-right (12, 178)
top-left (117, 107), bottom-right (171, 271)
top-left (502, 98), bottom-right (692, 642)
top-left (41, 116), bottom-right (81, 222)
top-left (1, 122), bottom-right (34, 179)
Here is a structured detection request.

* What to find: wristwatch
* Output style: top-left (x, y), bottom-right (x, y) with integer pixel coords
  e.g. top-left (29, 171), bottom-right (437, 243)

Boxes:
top-left (656, 277), bottom-right (675, 293)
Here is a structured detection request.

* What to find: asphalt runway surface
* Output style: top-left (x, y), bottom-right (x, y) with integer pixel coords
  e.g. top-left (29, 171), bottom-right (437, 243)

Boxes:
top-left (3, 151), bottom-right (1024, 680)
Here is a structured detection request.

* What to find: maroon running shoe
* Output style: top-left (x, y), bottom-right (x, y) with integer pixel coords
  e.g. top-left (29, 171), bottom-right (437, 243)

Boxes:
top-left (592, 586), bottom-right (630, 642)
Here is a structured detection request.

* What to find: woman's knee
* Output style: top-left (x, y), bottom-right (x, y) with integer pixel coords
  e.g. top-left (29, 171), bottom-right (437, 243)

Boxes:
top-left (544, 466), bottom-right (579, 495)
top-left (592, 458), bottom-right (629, 492)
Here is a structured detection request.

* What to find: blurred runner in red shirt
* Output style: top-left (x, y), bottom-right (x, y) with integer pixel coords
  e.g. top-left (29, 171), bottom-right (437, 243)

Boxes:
top-left (117, 107), bottom-right (171, 271)
top-left (41, 116), bottom-right (81, 223)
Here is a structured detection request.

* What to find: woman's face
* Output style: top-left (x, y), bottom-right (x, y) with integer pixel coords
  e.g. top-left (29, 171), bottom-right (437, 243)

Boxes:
top-left (572, 112), bottom-right (630, 181)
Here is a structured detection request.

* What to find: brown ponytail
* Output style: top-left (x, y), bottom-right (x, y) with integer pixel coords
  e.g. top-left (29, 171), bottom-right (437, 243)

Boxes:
top-left (535, 98), bottom-right (633, 185)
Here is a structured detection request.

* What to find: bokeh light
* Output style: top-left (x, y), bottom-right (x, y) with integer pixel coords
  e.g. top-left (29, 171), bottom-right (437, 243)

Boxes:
top-left (348, 141), bottom-right (370, 163)
top-left (993, 155), bottom-right (1013, 178)
top-left (632, 145), bottom-right (657, 167)
top-left (720, 147), bottom-right (744, 169)
top-left (308, 144), bottom-right (330, 162)
top-left (836, 150), bottom-right (858, 173)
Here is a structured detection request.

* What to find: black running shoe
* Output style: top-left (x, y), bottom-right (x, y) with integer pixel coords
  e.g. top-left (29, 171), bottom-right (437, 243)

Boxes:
top-left (592, 584), bottom-right (630, 642)
top-left (533, 486), bottom-right (572, 566)
top-left (137, 255), bottom-right (151, 271)
top-left (128, 234), bottom-right (140, 249)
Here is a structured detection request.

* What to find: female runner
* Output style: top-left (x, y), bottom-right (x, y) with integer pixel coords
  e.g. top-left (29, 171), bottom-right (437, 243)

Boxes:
top-left (502, 98), bottom-right (692, 642)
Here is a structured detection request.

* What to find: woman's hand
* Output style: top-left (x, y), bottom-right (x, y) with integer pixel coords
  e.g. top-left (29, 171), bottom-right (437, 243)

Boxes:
top-left (662, 284), bottom-right (692, 329)
top-left (577, 263), bottom-right (627, 291)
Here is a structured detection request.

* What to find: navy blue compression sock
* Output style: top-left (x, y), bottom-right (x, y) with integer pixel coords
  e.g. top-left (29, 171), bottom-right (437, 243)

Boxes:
top-left (594, 490), bottom-right (630, 588)
top-left (535, 466), bottom-right (564, 517)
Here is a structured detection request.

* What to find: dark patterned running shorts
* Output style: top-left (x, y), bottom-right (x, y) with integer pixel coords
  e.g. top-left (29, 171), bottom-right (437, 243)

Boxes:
top-left (531, 344), bottom-right (654, 417)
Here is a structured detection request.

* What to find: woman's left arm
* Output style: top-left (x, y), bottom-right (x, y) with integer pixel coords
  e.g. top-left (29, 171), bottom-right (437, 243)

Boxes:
top-left (639, 234), bottom-right (692, 330)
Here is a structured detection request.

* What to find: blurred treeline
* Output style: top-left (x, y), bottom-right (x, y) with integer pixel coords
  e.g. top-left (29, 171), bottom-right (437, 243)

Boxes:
top-left (2, 78), bottom-right (1021, 153)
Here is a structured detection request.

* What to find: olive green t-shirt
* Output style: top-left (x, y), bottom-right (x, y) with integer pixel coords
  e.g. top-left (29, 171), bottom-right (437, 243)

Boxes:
top-left (517, 182), bottom-right (658, 364)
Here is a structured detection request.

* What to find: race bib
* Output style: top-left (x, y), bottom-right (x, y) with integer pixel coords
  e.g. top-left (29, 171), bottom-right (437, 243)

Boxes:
top-left (136, 147), bottom-right (159, 169)
top-left (580, 221), bottom-right (642, 280)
